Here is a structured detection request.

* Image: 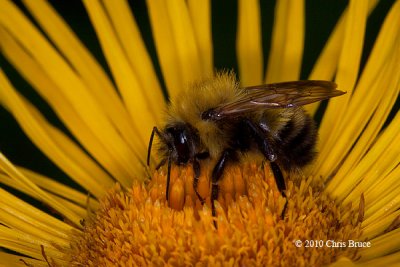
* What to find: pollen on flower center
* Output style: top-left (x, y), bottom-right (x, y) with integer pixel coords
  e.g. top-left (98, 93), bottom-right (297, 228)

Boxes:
top-left (69, 160), bottom-right (363, 266)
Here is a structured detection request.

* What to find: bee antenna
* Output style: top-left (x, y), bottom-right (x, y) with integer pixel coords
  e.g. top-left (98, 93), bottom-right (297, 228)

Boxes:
top-left (147, 127), bottom-right (159, 166)
top-left (166, 153), bottom-right (172, 201)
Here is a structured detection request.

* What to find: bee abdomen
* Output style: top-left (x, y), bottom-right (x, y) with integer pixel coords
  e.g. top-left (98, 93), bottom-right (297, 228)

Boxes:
top-left (278, 114), bottom-right (317, 169)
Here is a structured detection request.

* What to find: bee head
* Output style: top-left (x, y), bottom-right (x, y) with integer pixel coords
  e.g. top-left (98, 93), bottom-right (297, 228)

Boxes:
top-left (164, 123), bottom-right (196, 164)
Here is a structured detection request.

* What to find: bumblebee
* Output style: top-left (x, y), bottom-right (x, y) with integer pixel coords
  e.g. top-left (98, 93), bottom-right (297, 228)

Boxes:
top-left (147, 71), bottom-right (345, 218)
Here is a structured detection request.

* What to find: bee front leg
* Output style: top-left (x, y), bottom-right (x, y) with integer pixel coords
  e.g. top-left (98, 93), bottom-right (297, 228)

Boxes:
top-left (211, 149), bottom-right (234, 228)
top-left (192, 152), bottom-right (210, 204)
top-left (147, 126), bottom-right (163, 166)
top-left (166, 153), bottom-right (172, 201)
top-left (155, 158), bottom-right (167, 170)
top-left (193, 158), bottom-right (205, 204)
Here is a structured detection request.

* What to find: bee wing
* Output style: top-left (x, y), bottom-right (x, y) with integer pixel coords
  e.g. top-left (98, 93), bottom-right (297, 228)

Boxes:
top-left (204, 80), bottom-right (345, 120)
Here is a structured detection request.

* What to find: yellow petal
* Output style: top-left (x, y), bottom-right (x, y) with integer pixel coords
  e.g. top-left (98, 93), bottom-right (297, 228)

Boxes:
top-left (0, 228), bottom-right (69, 265)
top-left (0, 172), bottom-right (93, 219)
top-left (0, 240), bottom-right (64, 266)
top-left (102, 0), bottom-right (166, 122)
top-left (19, 167), bottom-right (100, 209)
top-left (236, 0), bottom-right (263, 86)
top-left (361, 210), bottom-right (400, 240)
top-left (305, 0), bottom-right (379, 115)
top-left (330, 110), bottom-right (400, 202)
top-left (0, 71), bottom-right (120, 193)
top-left (362, 189), bottom-right (400, 226)
top-left (363, 194), bottom-right (400, 231)
top-left (0, 252), bottom-right (50, 267)
top-left (363, 166), bottom-right (400, 219)
top-left (331, 80), bottom-right (399, 184)
top-left (146, 0), bottom-right (182, 96)
top-left (0, 0), bottom-right (141, 181)
top-left (365, 165), bottom-right (400, 218)
top-left (356, 252), bottom-right (400, 267)
top-left (0, 30), bottom-right (142, 184)
top-left (21, 0), bottom-right (147, 158)
top-left (328, 257), bottom-right (356, 267)
top-left (0, 167), bottom-right (100, 214)
top-left (314, 0), bottom-right (400, 177)
top-left (0, 186), bottom-right (74, 237)
top-left (358, 228), bottom-right (400, 261)
top-left (0, 154), bottom-right (82, 227)
top-left (83, 0), bottom-right (161, 146)
top-left (147, 0), bottom-right (204, 98)
top-left (165, 0), bottom-right (204, 82)
top-left (265, 0), bottom-right (304, 83)
top-left (0, 215), bottom-right (68, 249)
top-left (187, 0), bottom-right (213, 77)
top-left (317, 0), bottom-right (369, 156)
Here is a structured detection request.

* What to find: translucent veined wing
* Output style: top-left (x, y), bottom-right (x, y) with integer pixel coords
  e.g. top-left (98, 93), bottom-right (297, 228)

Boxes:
top-left (201, 80), bottom-right (345, 121)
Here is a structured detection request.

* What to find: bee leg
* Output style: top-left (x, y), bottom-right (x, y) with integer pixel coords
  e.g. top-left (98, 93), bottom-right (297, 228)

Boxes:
top-left (147, 127), bottom-right (163, 166)
top-left (155, 158), bottom-right (167, 170)
top-left (211, 149), bottom-right (234, 228)
top-left (243, 119), bottom-right (287, 218)
top-left (193, 158), bottom-right (205, 204)
top-left (147, 127), bottom-right (172, 202)
top-left (166, 153), bottom-right (172, 201)
top-left (192, 152), bottom-right (210, 204)
top-left (242, 119), bottom-right (277, 162)
top-left (270, 162), bottom-right (288, 219)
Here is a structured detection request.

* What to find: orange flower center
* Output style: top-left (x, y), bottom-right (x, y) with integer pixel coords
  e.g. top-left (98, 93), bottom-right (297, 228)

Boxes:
top-left (69, 161), bottom-right (363, 266)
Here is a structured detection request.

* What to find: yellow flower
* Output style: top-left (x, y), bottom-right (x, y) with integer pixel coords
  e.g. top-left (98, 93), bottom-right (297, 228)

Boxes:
top-left (0, 0), bottom-right (399, 266)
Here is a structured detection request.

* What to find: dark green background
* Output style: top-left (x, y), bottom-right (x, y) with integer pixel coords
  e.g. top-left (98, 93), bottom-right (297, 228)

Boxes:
top-left (0, 0), bottom-right (397, 192)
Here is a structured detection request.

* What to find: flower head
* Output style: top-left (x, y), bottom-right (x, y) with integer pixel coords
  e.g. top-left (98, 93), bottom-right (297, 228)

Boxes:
top-left (70, 162), bottom-right (363, 266)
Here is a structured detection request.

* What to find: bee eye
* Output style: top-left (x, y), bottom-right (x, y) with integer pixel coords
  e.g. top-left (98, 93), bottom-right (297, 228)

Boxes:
top-left (175, 134), bottom-right (190, 161)
top-left (166, 126), bottom-right (191, 163)
top-left (202, 109), bottom-right (222, 121)
top-left (201, 109), bottom-right (213, 120)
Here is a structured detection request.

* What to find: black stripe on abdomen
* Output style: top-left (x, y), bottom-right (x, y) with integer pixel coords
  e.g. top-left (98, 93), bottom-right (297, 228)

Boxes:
top-left (278, 115), bottom-right (317, 169)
